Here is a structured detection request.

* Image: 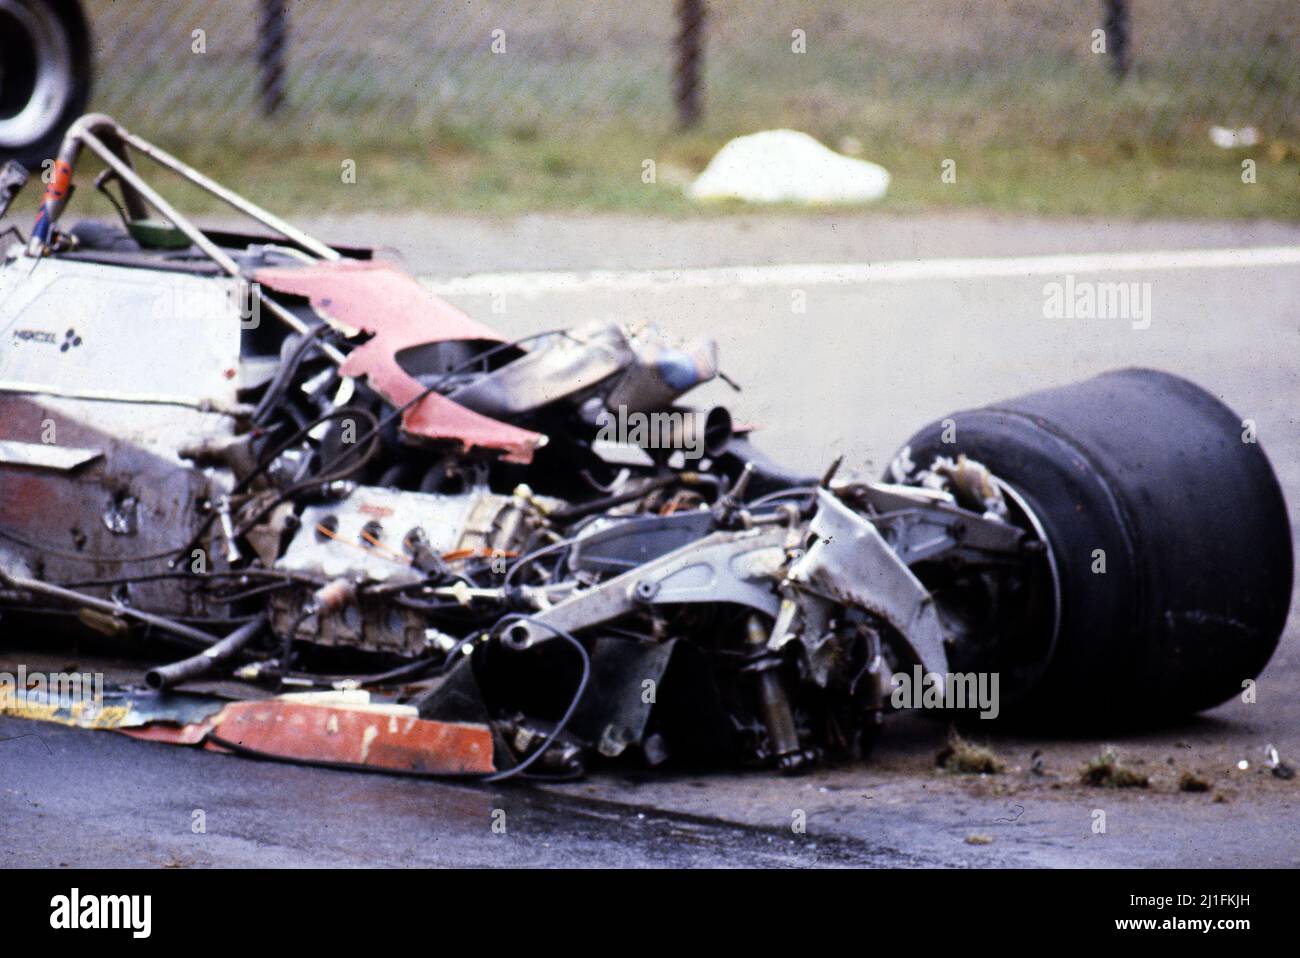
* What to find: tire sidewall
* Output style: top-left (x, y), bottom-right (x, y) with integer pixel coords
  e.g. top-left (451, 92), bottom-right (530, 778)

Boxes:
top-left (0, 0), bottom-right (92, 171)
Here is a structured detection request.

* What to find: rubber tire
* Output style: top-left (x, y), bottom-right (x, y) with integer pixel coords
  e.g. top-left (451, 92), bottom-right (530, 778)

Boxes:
top-left (897, 368), bottom-right (1292, 724)
top-left (0, 0), bottom-right (92, 171)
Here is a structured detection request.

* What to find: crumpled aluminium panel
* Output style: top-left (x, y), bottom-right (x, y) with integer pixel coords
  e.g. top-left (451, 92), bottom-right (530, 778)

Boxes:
top-left (253, 260), bottom-right (546, 462)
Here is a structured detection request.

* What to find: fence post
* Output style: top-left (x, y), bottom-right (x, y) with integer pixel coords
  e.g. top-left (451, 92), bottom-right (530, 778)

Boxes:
top-left (258, 0), bottom-right (288, 115)
top-left (674, 0), bottom-right (706, 128)
top-left (1104, 0), bottom-right (1131, 78)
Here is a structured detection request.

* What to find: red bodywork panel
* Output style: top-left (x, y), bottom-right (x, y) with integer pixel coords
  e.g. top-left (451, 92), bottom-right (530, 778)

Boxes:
top-left (253, 260), bottom-right (545, 463)
top-left (206, 700), bottom-right (496, 775)
top-left (117, 700), bottom-right (496, 775)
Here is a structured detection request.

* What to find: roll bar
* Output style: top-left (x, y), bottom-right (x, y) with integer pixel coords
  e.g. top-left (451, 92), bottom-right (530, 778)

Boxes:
top-left (28, 114), bottom-right (346, 362)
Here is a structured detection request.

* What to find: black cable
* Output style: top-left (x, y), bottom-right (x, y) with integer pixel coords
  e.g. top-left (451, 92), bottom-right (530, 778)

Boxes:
top-left (56, 568), bottom-right (316, 589)
top-left (252, 324), bottom-right (332, 427)
top-left (268, 628), bottom-right (481, 695)
top-left (280, 608), bottom-right (314, 672)
top-left (203, 730), bottom-right (490, 779)
top-left (201, 580), bottom-right (298, 604)
top-left (546, 474), bottom-right (678, 522)
top-left (391, 595), bottom-right (470, 612)
top-left (502, 538), bottom-right (578, 588)
top-left (227, 329), bottom-right (568, 542)
top-left (746, 485), bottom-right (817, 507)
top-left (0, 527), bottom-right (194, 564)
top-left (276, 327), bottom-right (568, 482)
top-left (93, 175), bottom-right (133, 233)
top-left (235, 405), bottom-right (381, 498)
top-left (0, 328), bottom-right (563, 569)
top-left (276, 655), bottom-right (440, 690)
top-left (179, 405), bottom-right (382, 562)
top-left (0, 408), bottom-right (374, 568)
top-left (482, 614), bottom-right (590, 783)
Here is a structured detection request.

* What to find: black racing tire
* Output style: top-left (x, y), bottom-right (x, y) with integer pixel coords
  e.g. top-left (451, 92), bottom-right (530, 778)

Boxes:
top-left (896, 368), bottom-right (1292, 725)
top-left (0, 0), bottom-right (91, 171)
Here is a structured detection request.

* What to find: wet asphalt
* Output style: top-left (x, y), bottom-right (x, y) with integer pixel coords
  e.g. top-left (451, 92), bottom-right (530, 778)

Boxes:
top-left (0, 714), bottom-right (926, 867)
top-left (2, 212), bottom-right (1297, 867)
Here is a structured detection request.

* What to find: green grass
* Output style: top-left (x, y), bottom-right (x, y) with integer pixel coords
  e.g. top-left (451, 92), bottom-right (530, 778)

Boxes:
top-left (36, 0), bottom-right (1300, 221)
top-left (14, 123), bottom-right (1295, 226)
top-left (147, 127), bottom-right (1300, 220)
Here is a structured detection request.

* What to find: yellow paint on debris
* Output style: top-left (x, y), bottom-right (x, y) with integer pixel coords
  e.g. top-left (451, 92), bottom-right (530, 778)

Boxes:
top-left (0, 688), bottom-right (128, 729)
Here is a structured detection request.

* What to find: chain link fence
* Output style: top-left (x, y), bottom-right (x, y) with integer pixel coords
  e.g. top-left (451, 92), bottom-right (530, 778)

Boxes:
top-left (69, 0), bottom-right (1296, 221)
top-left (83, 0), bottom-right (1300, 149)
top-left (88, 0), bottom-right (680, 148)
top-left (83, 0), bottom-right (1297, 154)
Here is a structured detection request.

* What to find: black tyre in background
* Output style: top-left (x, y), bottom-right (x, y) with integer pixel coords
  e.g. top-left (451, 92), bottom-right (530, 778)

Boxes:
top-left (0, 0), bottom-right (91, 170)
top-left (898, 368), bottom-right (1293, 726)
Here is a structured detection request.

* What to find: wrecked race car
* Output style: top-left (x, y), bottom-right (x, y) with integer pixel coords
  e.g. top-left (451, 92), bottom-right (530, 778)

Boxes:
top-left (0, 115), bottom-right (1293, 779)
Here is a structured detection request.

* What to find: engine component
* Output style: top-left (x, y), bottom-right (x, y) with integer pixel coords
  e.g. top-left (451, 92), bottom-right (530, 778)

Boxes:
top-left (276, 485), bottom-right (545, 582)
top-left (270, 485), bottom-right (556, 655)
top-left (0, 114), bottom-right (1289, 781)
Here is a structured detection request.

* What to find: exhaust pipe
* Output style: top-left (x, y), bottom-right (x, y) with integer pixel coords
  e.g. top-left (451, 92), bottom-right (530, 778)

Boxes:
top-left (145, 613), bottom-right (268, 691)
top-left (666, 405), bottom-right (732, 460)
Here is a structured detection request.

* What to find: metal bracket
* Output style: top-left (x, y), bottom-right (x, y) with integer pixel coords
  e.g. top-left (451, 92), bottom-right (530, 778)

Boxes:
top-left (503, 525), bottom-right (791, 649)
top-left (787, 489), bottom-right (950, 677)
top-left (843, 481), bottom-right (1024, 564)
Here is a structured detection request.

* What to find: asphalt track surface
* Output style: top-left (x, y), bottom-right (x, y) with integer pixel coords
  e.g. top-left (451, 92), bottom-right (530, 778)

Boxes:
top-left (2, 212), bottom-right (1297, 867)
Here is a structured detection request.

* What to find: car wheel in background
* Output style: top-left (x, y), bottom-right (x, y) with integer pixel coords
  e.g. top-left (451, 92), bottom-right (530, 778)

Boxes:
top-left (0, 0), bottom-right (91, 171)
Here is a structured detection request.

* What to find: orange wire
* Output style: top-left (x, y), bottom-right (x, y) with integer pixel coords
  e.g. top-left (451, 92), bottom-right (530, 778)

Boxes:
top-left (315, 522), bottom-right (410, 566)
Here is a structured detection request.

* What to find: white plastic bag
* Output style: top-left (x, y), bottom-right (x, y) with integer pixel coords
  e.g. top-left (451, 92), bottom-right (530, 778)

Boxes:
top-left (688, 129), bottom-right (889, 204)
